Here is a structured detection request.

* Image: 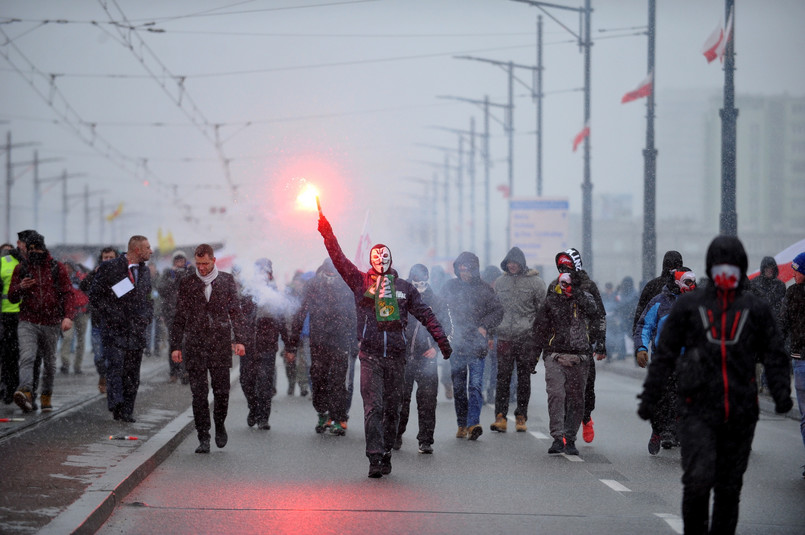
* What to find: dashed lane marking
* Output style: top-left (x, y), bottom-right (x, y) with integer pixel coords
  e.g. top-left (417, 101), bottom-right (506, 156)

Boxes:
top-left (600, 479), bottom-right (631, 492)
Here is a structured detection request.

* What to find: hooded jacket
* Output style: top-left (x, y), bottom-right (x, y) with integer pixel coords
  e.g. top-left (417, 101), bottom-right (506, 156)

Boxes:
top-left (749, 256), bottom-right (786, 320)
top-left (640, 236), bottom-right (792, 425)
top-left (441, 251), bottom-right (504, 357)
top-left (780, 277), bottom-right (805, 356)
top-left (320, 223), bottom-right (451, 359)
top-left (633, 250), bottom-right (683, 330)
top-left (534, 279), bottom-right (599, 355)
top-left (494, 247), bottom-right (546, 341)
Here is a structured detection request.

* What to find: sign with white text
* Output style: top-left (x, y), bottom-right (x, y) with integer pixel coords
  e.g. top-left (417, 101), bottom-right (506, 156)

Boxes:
top-left (509, 197), bottom-right (569, 270)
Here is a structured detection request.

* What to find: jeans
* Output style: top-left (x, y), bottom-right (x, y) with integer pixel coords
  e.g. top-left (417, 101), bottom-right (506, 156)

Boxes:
top-left (60, 312), bottom-right (88, 372)
top-left (793, 359), bottom-right (805, 449)
top-left (17, 321), bottom-right (60, 395)
top-left (397, 355), bottom-right (438, 445)
top-left (450, 351), bottom-right (485, 428)
top-left (91, 324), bottom-right (105, 376)
top-left (240, 350), bottom-right (277, 425)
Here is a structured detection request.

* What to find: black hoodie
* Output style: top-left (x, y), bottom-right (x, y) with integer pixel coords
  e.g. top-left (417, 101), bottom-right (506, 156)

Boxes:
top-left (632, 250), bottom-right (683, 330)
top-left (749, 256), bottom-right (786, 320)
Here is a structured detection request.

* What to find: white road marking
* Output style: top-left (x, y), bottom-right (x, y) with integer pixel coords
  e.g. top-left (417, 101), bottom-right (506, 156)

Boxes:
top-left (600, 479), bottom-right (631, 492)
top-left (529, 431), bottom-right (550, 439)
top-left (654, 513), bottom-right (683, 534)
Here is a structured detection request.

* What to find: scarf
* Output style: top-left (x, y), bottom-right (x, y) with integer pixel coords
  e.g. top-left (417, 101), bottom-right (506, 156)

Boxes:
top-left (364, 273), bottom-right (401, 327)
top-left (197, 265), bottom-right (219, 302)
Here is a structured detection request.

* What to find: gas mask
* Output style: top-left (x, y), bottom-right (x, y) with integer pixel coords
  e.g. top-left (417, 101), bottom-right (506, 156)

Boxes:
top-left (710, 264), bottom-right (740, 290)
top-left (370, 245), bottom-right (391, 274)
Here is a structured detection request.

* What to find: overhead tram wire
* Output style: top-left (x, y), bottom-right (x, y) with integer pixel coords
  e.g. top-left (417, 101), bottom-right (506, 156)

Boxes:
top-left (0, 27), bottom-right (175, 202)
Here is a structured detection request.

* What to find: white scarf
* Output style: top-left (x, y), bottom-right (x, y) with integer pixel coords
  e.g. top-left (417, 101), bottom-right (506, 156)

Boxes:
top-left (197, 265), bottom-right (219, 302)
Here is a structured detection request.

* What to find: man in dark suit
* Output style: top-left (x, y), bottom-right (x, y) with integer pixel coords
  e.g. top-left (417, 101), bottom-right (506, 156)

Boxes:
top-left (170, 244), bottom-right (247, 454)
top-left (89, 235), bottom-right (153, 422)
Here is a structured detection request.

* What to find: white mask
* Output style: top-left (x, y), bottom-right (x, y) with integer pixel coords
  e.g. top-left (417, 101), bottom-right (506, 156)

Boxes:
top-left (370, 246), bottom-right (391, 273)
top-left (710, 264), bottom-right (740, 290)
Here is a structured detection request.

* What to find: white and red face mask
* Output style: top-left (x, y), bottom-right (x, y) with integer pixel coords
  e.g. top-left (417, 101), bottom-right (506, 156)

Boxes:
top-left (370, 246), bottom-right (391, 274)
top-left (674, 271), bottom-right (697, 293)
top-left (559, 272), bottom-right (572, 297)
top-left (710, 264), bottom-right (740, 290)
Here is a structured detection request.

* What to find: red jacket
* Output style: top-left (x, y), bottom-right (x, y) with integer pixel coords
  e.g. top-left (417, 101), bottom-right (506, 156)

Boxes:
top-left (8, 255), bottom-right (76, 326)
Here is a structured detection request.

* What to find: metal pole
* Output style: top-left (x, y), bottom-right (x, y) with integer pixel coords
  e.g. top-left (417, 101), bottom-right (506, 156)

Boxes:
top-left (469, 117), bottom-right (476, 253)
top-left (507, 61), bottom-right (515, 251)
top-left (61, 170), bottom-right (67, 244)
top-left (720, 0), bottom-right (738, 235)
top-left (99, 198), bottom-right (104, 244)
top-left (33, 151), bottom-right (39, 230)
top-left (84, 184), bottom-right (89, 244)
top-left (5, 132), bottom-right (10, 243)
top-left (642, 0), bottom-right (658, 285)
top-left (484, 96), bottom-right (491, 267)
top-left (537, 15), bottom-right (544, 196)
top-left (443, 153), bottom-right (450, 256)
top-left (581, 0), bottom-right (593, 275)
top-left (458, 136), bottom-right (464, 252)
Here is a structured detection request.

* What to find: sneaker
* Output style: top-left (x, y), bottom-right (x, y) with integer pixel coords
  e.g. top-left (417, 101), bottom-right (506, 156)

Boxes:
top-left (258, 421), bottom-right (271, 430)
top-left (418, 442), bottom-right (433, 454)
top-left (648, 433), bottom-right (661, 455)
top-left (368, 462), bottom-right (383, 478)
top-left (456, 426), bottom-right (467, 439)
top-left (195, 440), bottom-right (210, 454)
top-left (490, 413), bottom-right (507, 432)
top-left (40, 394), bottom-right (52, 412)
top-left (582, 418), bottom-right (594, 443)
top-left (315, 413), bottom-right (329, 434)
top-left (247, 411), bottom-right (257, 427)
top-left (330, 421), bottom-right (346, 436)
top-left (515, 415), bottom-right (527, 432)
top-left (380, 453), bottom-right (392, 475)
top-left (468, 424), bottom-right (483, 441)
top-left (660, 431), bottom-right (675, 449)
top-left (565, 440), bottom-right (579, 455)
top-left (548, 438), bottom-right (565, 454)
top-left (13, 390), bottom-right (33, 413)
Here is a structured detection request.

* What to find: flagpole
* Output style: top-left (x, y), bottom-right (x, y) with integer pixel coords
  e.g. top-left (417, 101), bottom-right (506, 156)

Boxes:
top-left (719, 0), bottom-right (738, 236)
top-left (641, 0), bottom-right (658, 286)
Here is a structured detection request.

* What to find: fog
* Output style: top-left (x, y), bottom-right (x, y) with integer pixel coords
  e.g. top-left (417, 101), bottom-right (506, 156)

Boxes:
top-left (1, 0), bottom-right (803, 286)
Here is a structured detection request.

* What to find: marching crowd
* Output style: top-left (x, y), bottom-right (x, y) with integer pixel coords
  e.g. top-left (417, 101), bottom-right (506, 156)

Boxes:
top-left (0, 220), bottom-right (803, 535)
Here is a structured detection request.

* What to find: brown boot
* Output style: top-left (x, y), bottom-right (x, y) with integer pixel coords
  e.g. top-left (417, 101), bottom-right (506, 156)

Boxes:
top-left (490, 413), bottom-right (507, 432)
top-left (98, 376), bottom-right (107, 394)
top-left (515, 414), bottom-right (527, 432)
top-left (455, 426), bottom-right (467, 439)
top-left (40, 393), bottom-right (52, 412)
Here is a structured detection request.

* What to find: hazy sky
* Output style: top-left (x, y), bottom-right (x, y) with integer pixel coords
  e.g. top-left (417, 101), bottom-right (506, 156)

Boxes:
top-left (2, 0), bottom-right (803, 279)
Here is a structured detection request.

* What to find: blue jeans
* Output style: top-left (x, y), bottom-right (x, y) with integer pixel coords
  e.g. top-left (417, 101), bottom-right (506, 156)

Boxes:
top-left (450, 352), bottom-right (485, 428)
top-left (91, 324), bottom-right (105, 376)
top-left (793, 359), bottom-right (805, 449)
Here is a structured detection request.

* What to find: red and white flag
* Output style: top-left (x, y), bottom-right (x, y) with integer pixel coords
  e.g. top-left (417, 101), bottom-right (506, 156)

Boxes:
top-left (702, 6), bottom-right (733, 63)
top-left (621, 71), bottom-right (653, 103)
top-left (572, 123), bottom-right (589, 152)
top-left (353, 210), bottom-right (372, 272)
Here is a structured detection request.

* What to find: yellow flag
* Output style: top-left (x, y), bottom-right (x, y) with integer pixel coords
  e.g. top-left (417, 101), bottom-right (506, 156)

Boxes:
top-left (106, 202), bottom-right (123, 221)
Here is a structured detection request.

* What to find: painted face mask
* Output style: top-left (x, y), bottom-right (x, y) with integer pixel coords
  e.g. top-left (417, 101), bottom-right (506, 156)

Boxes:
top-left (710, 264), bottom-right (740, 290)
top-left (558, 272), bottom-right (572, 297)
top-left (412, 279), bottom-right (428, 294)
top-left (674, 271), bottom-right (697, 293)
top-left (370, 246), bottom-right (391, 274)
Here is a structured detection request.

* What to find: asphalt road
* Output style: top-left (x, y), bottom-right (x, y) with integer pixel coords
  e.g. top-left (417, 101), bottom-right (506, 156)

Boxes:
top-left (2, 355), bottom-right (803, 534)
top-left (93, 359), bottom-right (803, 535)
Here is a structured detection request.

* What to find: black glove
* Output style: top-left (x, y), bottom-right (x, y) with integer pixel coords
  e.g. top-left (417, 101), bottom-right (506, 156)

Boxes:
top-left (775, 397), bottom-right (793, 414)
top-left (636, 394), bottom-right (654, 421)
top-left (317, 214), bottom-right (333, 237)
top-left (439, 340), bottom-right (452, 360)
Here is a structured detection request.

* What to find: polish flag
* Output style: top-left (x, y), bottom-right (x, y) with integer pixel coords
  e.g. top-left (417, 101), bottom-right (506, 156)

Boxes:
top-left (703, 7), bottom-right (733, 63)
top-left (747, 238), bottom-right (805, 284)
top-left (572, 123), bottom-right (589, 152)
top-left (496, 184), bottom-right (510, 198)
top-left (621, 71), bottom-right (653, 103)
top-left (353, 210), bottom-right (372, 272)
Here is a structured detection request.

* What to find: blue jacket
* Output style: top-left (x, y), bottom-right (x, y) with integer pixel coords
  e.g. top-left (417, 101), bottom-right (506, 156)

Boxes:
top-left (633, 284), bottom-right (679, 356)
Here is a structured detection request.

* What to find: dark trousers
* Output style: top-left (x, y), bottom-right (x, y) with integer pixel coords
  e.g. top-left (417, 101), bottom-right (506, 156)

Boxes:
top-left (397, 355), bottom-right (438, 445)
top-left (0, 313), bottom-right (20, 402)
top-left (679, 415), bottom-right (756, 535)
top-left (104, 343), bottom-right (143, 416)
top-left (239, 350), bottom-right (276, 425)
top-left (309, 344), bottom-right (349, 423)
top-left (165, 317), bottom-right (186, 380)
top-left (189, 366), bottom-right (230, 441)
top-left (495, 337), bottom-right (534, 419)
top-left (359, 351), bottom-right (405, 461)
top-left (650, 372), bottom-right (679, 437)
top-left (583, 356), bottom-right (596, 422)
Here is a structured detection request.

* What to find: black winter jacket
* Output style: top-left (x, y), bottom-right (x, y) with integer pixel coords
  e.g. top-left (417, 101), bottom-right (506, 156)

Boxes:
top-left (534, 283), bottom-right (599, 355)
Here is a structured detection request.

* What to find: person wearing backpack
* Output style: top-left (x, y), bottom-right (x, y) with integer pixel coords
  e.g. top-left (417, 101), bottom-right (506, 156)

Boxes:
top-left (7, 232), bottom-right (76, 413)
